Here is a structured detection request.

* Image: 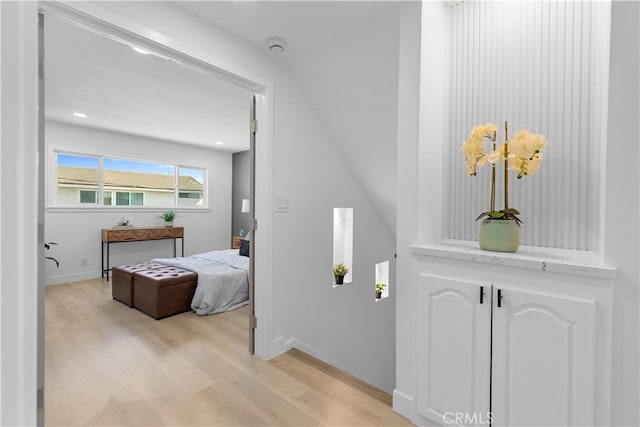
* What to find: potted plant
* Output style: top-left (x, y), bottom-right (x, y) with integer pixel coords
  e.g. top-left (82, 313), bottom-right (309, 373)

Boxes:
top-left (161, 210), bottom-right (176, 226)
top-left (375, 283), bottom-right (387, 299)
top-left (462, 121), bottom-right (548, 252)
top-left (333, 263), bottom-right (349, 285)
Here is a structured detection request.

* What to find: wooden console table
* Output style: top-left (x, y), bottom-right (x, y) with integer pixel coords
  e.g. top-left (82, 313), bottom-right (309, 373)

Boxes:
top-left (101, 226), bottom-right (184, 281)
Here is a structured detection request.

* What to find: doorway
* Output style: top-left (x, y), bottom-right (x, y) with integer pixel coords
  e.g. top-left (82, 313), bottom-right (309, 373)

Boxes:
top-left (37, 1), bottom-right (274, 422)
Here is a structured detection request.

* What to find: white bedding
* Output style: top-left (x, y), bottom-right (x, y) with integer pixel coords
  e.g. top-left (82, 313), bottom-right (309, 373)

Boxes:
top-left (152, 249), bottom-right (249, 315)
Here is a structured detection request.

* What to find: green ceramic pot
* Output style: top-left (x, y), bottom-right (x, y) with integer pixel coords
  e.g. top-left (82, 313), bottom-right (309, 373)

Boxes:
top-left (479, 219), bottom-right (520, 252)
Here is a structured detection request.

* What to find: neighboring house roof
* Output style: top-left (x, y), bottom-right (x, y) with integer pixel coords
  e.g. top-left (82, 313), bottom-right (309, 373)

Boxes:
top-left (58, 166), bottom-right (203, 191)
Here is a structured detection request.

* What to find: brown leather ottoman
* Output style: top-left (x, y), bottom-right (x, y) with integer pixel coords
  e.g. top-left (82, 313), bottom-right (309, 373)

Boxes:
top-left (112, 262), bottom-right (166, 307)
top-left (133, 267), bottom-right (198, 319)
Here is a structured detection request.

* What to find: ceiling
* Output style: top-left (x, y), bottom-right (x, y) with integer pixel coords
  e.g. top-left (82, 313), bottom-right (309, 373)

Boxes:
top-left (177, 1), bottom-right (404, 64)
top-left (45, 13), bottom-right (253, 152)
top-left (44, 1), bottom-right (402, 153)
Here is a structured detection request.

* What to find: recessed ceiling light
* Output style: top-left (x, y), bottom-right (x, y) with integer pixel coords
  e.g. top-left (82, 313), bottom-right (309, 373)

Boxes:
top-left (132, 46), bottom-right (150, 55)
top-left (73, 112), bottom-right (87, 118)
top-left (215, 141), bottom-right (224, 145)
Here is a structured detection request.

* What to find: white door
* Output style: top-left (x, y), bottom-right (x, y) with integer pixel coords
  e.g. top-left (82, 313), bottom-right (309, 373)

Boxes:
top-left (492, 286), bottom-right (597, 426)
top-left (418, 274), bottom-right (491, 426)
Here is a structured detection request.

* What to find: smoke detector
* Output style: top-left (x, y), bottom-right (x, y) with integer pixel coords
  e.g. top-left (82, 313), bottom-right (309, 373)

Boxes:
top-left (265, 37), bottom-right (287, 53)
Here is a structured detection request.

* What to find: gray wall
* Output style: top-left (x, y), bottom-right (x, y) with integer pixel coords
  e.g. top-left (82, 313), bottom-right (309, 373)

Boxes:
top-left (232, 150), bottom-right (250, 239)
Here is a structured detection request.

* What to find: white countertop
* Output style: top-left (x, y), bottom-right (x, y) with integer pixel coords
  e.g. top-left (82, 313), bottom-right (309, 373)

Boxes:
top-left (411, 240), bottom-right (617, 280)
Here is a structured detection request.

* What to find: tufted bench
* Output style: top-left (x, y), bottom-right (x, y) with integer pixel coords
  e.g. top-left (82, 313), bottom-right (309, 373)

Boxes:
top-left (133, 266), bottom-right (198, 319)
top-left (112, 262), bottom-right (167, 307)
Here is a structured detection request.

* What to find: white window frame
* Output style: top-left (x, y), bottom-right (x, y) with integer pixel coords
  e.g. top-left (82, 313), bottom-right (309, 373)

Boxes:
top-left (50, 148), bottom-right (209, 209)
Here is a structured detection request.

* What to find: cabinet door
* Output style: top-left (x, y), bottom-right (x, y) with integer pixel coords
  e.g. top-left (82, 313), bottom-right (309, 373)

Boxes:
top-left (492, 287), bottom-right (596, 427)
top-left (418, 274), bottom-right (491, 426)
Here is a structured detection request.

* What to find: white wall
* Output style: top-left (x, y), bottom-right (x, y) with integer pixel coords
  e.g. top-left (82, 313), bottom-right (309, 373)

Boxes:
top-left (289, 10), bottom-right (400, 237)
top-left (394, 1), bottom-right (422, 417)
top-left (395, 1), bottom-right (639, 425)
top-left (604, 2), bottom-right (639, 425)
top-left (231, 150), bottom-right (250, 237)
top-left (44, 121), bottom-right (233, 285)
top-left (45, 1), bottom-right (399, 393)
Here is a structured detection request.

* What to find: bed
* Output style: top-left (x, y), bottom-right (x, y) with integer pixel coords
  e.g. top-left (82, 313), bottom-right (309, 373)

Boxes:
top-left (152, 249), bottom-right (249, 315)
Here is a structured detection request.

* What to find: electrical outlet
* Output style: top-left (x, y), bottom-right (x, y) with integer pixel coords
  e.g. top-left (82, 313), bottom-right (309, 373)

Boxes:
top-left (80, 258), bottom-right (88, 267)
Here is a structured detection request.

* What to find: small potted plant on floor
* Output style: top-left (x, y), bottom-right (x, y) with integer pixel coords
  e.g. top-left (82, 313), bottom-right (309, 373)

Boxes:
top-left (375, 283), bottom-right (387, 299)
top-left (333, 263), bottom-right (349, 285)
top-left (162, 210), bottom-right (176, 226)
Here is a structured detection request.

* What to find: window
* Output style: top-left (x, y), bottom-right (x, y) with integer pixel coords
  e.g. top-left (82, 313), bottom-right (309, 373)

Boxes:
top-left (179, 192), bottom-right (200, 199)
top-left (79, 190), bottom-right (113, 205)
top-left (178, 167), bottom-right (205, 206)
top-left (79, 190), bottom-right (97, 204)
top-left (115, 191), bottom-right (144, 206)
top-left (55, 152), bottom-right (207, 208)
top-left (57, 153), bottom-right (98, 205)
top-left (104, 157), bottom-right (174, 207)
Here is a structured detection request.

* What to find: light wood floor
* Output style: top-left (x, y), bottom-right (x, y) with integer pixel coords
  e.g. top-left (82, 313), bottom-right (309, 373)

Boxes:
top-left (45, 278), bottom-right (412, 426)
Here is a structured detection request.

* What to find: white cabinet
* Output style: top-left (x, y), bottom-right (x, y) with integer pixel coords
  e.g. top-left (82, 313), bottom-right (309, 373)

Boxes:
top-left (418, 275), bottom-right (491, 424)
top-left (492, 286), bottom-right (596, 427)
top-left (418, 274), bottom-right (598, 427)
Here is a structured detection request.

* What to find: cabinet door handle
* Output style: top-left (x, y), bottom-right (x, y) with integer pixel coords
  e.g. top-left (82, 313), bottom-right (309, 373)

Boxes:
top-left (497, 288), bottom-right (502, 308)
top-left (479, 286), bottom-right (484, 304)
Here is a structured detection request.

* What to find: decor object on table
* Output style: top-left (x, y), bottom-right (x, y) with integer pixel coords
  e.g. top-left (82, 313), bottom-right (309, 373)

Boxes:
top-left (161, 210), bottom-right (176, 226)
top-left (462, 121), bottom-right (548, 252)
top-left (239, 228), bottom-right (246, 237)
top-left (333, 262), bottom-right (349, 285)
top-left (117, 217), bottom-right (130, 226)
top-left (375, 283), bottom-right (387, 299)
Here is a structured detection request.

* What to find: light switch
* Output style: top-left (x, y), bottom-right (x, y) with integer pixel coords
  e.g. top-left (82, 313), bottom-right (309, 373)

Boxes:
top-left (275, 195), bottom-right (289, 213)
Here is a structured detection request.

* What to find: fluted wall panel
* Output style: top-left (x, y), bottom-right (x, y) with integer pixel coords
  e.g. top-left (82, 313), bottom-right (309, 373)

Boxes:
top-left (444, 1), bottom-right (610, 251)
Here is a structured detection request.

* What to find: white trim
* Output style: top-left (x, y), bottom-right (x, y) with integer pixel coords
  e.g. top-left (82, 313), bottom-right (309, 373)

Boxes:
top-left (285, 337), bottom-right (391, 394)
top-left (0, 2), bottom-right (39, 424)
top-left (392, 389), bottom-right (416, 424)
top-left (50, 147), bottom-right (210, 208)
top-left (46, 206), bottom-right (212, 213)
top-left (253, 91), bottom-right (276, 360)
top-left (45, 271), bottom-right (102, 286)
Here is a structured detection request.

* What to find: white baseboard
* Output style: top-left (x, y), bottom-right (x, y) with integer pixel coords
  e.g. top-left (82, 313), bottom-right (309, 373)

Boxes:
top-left (266, 336), bottom-right (287, 360)
top-left (284, 337), bottom-right (392, 394)
top-left (45, 271), bottom-right (101, 286)
top-left (393, 388), bottom-right (417, 424)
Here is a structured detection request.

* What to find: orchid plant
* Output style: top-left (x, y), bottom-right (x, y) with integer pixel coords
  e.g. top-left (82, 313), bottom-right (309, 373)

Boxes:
top-left (461, 121), bottom-right (548, 225)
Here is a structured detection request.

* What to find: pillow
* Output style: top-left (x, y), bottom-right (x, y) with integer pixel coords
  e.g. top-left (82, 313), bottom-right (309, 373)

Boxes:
top-left (239, 239), bottom-right (250, 257)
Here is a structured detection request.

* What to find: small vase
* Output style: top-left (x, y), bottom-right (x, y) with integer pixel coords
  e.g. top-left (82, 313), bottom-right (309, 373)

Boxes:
top-left (479, 219), bottom-right (519, 252)
top-left (164, 221), bottom-right (173, 227)
top-left (335, 275), bottom-right (344, 285)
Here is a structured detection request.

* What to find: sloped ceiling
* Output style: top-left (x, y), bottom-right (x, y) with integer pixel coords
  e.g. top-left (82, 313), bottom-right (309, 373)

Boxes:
top-left (45, 14), bottom-right (253, 152)
top-left (179, 1), bottom-right (403, 235)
